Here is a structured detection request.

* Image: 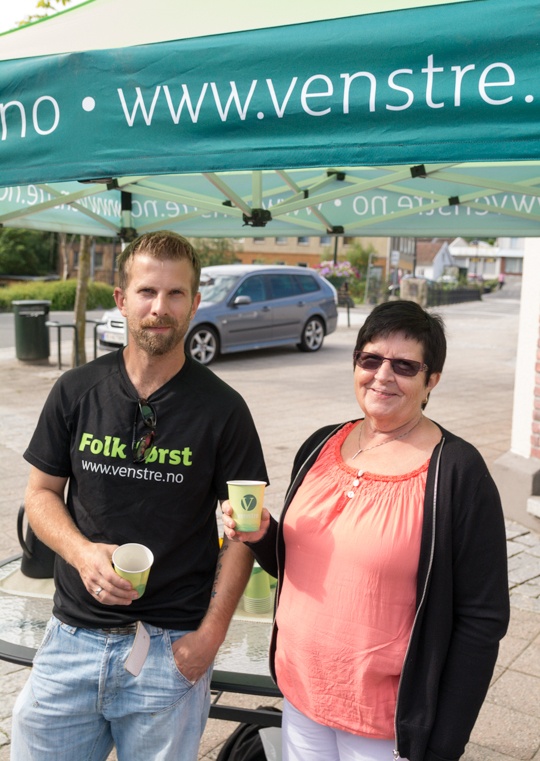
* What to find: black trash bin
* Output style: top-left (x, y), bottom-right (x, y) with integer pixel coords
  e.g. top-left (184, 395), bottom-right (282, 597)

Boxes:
top-left (12, 300), bottom-right (51, 361)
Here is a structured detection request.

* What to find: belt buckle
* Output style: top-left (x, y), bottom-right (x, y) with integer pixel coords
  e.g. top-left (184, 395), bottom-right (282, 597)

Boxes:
top-left (102, 623), bottom-right (138, 635)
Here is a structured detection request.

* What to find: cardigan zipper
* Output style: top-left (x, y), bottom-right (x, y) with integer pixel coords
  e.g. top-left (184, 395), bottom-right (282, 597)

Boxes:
top-left (393, 437), bottom-right (445, 759)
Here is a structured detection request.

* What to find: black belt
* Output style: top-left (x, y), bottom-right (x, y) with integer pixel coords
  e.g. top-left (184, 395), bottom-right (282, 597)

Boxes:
top-left (99, 623), bottom-right (138, 635)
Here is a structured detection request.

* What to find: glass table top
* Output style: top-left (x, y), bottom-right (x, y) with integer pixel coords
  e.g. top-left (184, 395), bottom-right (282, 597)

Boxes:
top-left (0, 556), bottom-right (274, 677)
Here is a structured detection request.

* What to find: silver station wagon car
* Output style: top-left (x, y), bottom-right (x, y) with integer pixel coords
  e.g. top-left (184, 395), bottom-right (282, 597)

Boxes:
top-left (97, 264), bottom-right (338, 365)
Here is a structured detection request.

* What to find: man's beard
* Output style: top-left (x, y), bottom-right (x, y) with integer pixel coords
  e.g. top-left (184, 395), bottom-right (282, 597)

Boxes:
top-left (128, 315), bottom-right (191, 356)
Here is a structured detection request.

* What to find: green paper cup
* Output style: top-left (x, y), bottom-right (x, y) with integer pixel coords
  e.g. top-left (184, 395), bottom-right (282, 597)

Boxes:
top-left (244, 563), bottom-right (271, 599)
top-left (243, 563), bottom-right (272, 614)
top-left (227, 480), bottom-right (266, 532)
top-left (112, 543), bottom-right (154, 597)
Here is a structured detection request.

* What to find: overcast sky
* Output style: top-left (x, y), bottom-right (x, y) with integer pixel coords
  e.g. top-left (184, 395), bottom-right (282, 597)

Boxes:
top-left (0, 0), bottom-right (87, 34)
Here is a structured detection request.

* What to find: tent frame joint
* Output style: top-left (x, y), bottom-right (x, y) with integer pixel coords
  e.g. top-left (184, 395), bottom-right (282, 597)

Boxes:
top-left (410, 164), bottom-right (427, 178)
top-left (242, 209), bottom-right (272, 227)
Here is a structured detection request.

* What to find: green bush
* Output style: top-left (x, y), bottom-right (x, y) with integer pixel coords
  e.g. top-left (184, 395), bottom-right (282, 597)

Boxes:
top-left (0, 280), bottom-right (115, 312)
top-left (347, 277), bottom-right (365, 301)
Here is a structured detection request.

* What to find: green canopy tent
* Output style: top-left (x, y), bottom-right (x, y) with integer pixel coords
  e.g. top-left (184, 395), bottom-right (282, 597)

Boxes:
top-left (1, 0), bottom-right (540, 239)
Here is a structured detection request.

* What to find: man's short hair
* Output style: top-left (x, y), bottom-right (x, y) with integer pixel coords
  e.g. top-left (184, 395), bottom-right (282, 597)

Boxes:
top-left (116, 231), bottom-right (201, 295)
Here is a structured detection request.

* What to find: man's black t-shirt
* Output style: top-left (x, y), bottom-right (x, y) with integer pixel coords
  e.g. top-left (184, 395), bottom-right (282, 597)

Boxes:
top-left (24, 350), bottom-right (268, 630)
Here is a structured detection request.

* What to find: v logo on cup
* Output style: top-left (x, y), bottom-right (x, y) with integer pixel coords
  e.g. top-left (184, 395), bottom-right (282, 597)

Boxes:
top-left (240, 494), bottom-right (257, 511)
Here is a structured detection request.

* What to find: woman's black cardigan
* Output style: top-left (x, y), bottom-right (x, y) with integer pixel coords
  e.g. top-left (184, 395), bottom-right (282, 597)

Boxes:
top-left (248, 421), bottom-right (510, 761)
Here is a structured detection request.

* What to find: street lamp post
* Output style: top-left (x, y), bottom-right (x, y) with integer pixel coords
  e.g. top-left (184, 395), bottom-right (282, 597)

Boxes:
top-left (364, 252), bottom-right (373, 303)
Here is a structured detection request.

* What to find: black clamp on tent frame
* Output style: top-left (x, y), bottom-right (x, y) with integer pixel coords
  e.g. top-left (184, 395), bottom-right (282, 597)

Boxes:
top-left (410, 164), bottom-right (427, 178)
top-left (448, 196), bottom-right (460, 206)
top-left (327, 171), bottom-right (346, 181)
top-left (327, 226), bottom-right (344, 234)
top-left (120, 192), bottom-right (137, 240)
top-left (120, 227), bottom-right (138, 242)
top-left (242, 209), bottom-right (272, 227)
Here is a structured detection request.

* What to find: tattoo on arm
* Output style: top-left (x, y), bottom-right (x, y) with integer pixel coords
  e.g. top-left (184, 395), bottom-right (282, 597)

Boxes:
top-left (211, 542), bottom-right (228, 598)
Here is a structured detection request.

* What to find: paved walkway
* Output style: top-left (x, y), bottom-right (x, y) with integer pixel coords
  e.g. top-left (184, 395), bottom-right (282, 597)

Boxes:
top-left (0, 287), bottom-right (538, 760)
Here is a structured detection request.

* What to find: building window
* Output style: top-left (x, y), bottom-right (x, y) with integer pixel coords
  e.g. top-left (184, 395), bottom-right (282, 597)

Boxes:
top-left (343, 237), bottom-right (355, 245)
top-left (390, 236), bottom-right (415, 257)
top-left (253, 238), bottom-right (266, 244)
top-left (297, 236), bottom-right (309, 245)
top-left (505, 258), bottom-right (523, 274)
top-left (482, 259), bottom-right (497, 276)
top-left (275, 237), bottom-right (288, 245)
top-left (319, 235), bottom-right (331, 246)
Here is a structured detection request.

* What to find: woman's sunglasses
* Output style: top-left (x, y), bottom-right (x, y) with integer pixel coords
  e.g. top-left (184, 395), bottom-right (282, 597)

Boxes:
top-left (132, 399), bottom-right (157, 463)
top-left (354, 351), bottom-right (428, 378)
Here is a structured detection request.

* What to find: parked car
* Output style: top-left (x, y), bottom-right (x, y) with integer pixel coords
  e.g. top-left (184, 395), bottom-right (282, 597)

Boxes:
top-left (97, 264), bottom-right (338, 365)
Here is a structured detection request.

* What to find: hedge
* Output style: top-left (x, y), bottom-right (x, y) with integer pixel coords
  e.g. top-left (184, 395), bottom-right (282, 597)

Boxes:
top-left (0, 280), bottom-right (115, 312)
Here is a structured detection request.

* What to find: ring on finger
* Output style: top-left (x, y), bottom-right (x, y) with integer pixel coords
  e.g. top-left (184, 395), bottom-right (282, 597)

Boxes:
top-left (95, 586), bottom-right (103, 597)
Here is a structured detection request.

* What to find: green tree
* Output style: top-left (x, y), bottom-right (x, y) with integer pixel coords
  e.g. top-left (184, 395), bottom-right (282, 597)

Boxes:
top-left (19, 0), bottom-right (73, 25)
top-left (73, 235), bottom-right (91, 367)
top-left (196, 238), bottom-right (240, 267)
top-left (0, 229), bottom-right (57, 275)
top-left (345, 241), bottom-right (376, 279)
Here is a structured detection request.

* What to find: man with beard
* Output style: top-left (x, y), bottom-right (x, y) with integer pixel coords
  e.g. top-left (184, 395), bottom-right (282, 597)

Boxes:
top-left (11, 232), bottom-right (268, 761)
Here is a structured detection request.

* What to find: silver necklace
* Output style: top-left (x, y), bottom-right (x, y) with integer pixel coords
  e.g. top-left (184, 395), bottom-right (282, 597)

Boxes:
top-left (351, 415), bottom-right (423, 460)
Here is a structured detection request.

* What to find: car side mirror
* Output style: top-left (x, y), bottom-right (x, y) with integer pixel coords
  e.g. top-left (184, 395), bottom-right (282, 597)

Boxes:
top-left (232, 295), bottom-right (252, 306)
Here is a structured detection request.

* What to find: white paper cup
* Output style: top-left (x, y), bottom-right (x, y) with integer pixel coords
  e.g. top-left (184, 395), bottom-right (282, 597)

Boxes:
top-left (112, 543), bottom-right (154, 597)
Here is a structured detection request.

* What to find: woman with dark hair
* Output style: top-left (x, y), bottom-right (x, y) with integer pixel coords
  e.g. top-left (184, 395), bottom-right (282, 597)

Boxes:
top-left (223, 299), bottom-right (509, 761)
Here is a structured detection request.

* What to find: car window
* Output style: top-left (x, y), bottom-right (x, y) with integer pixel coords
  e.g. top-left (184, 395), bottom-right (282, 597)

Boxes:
top-left (267, 274), bottom-right (303, 300)
top-left (235, 275), bottom-right (267, 303)
top-left (199, 275), bottom-right (239, 303)
top-left (295, 274), bottom-right (321, 294)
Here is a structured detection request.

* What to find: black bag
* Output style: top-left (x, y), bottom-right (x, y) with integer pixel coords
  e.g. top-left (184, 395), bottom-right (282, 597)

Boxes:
top-left (17, 503), bottom-right (56, 579)
top-left (216, 707), bottom-right (282, 761)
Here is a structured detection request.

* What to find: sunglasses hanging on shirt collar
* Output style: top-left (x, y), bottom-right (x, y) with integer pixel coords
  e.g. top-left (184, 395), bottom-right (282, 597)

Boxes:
top-left (132, 399), bottom-right (157, 463)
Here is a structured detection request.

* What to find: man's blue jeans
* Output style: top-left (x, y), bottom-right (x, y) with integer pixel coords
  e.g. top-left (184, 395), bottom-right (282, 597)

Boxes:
top-left (11, 616), bottom-right (212, 760)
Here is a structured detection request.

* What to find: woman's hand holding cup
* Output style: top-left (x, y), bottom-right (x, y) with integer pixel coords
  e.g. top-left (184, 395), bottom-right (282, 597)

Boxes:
top-left (222, 500), bottom-right (271, 543)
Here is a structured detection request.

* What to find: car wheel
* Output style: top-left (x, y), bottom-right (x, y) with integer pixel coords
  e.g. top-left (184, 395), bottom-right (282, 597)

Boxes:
top-left (186, 326), bottom-right (219, 365)
top-left (298, 317), bottom-right (325, 352)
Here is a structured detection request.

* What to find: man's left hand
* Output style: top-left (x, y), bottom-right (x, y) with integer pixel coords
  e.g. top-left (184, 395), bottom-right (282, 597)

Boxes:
top-left (171, 629), bottom-right (220, 683)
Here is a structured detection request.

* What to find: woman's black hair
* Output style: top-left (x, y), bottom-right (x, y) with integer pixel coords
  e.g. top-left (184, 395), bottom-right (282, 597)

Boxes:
top-left (353, 300), bottom-right (446, 382)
